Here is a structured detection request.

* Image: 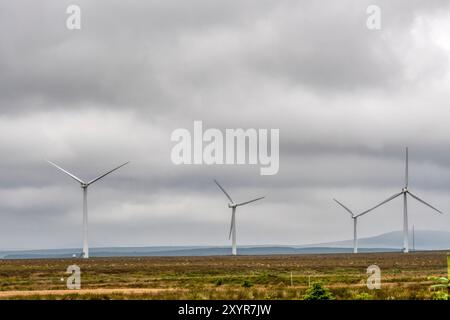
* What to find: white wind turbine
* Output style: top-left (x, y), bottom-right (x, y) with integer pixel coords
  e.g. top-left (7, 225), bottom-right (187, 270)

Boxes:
top-left (357, 147), bottom-right (443, 253)
top-left (214, 179), bottom-right (264, 256)
top-left (48, 161), bottom-right (129, 258)
top-left (333, 199), bottom-right (373, 253)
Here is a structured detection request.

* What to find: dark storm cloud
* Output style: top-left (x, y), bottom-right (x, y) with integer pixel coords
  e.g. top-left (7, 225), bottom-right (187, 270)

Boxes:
top-left (0, 0), bottom-right (450, 249)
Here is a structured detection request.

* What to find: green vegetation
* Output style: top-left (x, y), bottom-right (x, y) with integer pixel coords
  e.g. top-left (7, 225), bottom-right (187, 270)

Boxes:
top-left (428, 276), bottom-right (449, 300)
top-left (214, 278), bottom-right (223, 286)
top-left (351, 292), bottom-right (373, 300)
top-left (431, 290), bottom-right (448, 300)
top-left (303, 282), bottom-right (335, 300)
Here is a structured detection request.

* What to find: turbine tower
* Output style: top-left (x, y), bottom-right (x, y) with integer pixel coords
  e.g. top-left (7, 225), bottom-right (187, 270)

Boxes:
top-left (48, 161), bottom-right (129, 258)
top-left (214, 179), bottom-right (264, 256)
top-left (333, 199), bottom-right (373, 253)
top-left (358, 147), bottom-right (443, 253)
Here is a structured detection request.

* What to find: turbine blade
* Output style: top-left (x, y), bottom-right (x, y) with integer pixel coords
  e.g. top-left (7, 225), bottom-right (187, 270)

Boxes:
top-left (405, 147), bottom-right (409, 188)
top-left (87, 162), bottom-right (130, 185)
top-left (407, 191), bottom-right (443, 214)
top-left (333, 199), bottom-right (354, 217)
top-left (214, 179), bottom-right (234, 203)
top-left (47, 161), bottom-right (85, 184)
top-left (237, 196), bottom-right (265, 206)
top-left (356, 192), bottom-right (403, 218)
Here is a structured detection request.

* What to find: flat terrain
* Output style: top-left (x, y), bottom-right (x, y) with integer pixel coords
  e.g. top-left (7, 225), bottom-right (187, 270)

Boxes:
top-left (0, 251), bottom-right (447, 299)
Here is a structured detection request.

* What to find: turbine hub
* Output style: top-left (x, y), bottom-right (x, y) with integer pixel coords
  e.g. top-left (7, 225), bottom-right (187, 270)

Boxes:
top-left (402, 187), bottom-right (408, 192)
top-left (228, 203), bottom-right (237, 208)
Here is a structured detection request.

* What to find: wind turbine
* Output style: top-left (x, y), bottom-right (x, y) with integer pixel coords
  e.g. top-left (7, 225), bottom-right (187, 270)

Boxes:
top-left (358, 147), bottom-right (443, 253)
top-left (333, 199), bottom-right (373, 253)
top-left (214, 179), bottom-right (264, 256)
top-left (48, 161), bottom-right (129, 258)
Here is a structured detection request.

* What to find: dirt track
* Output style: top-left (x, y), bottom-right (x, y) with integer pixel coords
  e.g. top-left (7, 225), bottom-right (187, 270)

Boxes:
top-left (0, 287), bottom-right (184, 298)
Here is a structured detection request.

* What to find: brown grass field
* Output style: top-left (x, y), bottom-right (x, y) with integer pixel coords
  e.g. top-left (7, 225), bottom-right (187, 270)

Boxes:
top-left (0, 251), bottom-right (448, 300)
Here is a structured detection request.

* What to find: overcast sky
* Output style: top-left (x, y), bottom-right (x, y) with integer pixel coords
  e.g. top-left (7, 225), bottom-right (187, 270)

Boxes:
top-left (1, 0), bottom-right (450, 250)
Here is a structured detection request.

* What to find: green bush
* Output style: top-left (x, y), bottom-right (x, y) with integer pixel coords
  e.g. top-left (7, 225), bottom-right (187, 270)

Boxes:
top-left (214, 278), bottom-right (223, 286)
top-left (303, 282), bottom-right (335, 300)
top-left (242, 280), bottom-right (253, 288)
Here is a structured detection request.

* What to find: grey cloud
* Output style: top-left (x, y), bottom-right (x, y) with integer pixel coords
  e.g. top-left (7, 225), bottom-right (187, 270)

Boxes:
top-left (1, 0), bottom-right (449, 115)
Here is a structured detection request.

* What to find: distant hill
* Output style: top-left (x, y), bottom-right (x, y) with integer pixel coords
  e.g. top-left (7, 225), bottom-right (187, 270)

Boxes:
top-left (0, 230), bottom-right (448, 259)
top-left (0, 246), bottom-right (400, 259)
top-left (306, 230), bottom-right (450, 250)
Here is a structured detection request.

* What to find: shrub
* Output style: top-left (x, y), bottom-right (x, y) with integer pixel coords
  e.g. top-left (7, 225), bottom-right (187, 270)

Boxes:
top-left (303, 282), bottom-right (335, 300)
top-left (242, 280), bottom-right (253, 288)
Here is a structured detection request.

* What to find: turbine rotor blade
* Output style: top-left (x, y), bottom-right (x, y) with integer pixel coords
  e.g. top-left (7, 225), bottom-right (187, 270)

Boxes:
top-left (47, 161), bottom-right (85, 184)
top-left (407, 191), bottom-right (443, 214)
top-left (214, 179), bottom-right (234, 203)
top-left (333, 199), bottom-right (354, 217)
top-left (236, 196), bottom-right (265, 207)
top-left (87, 162), bottom-right (130, 186)
top-left (356, 192), bottom-right (403, 218)
top-left (405, 147), bottom-right (409, 188)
